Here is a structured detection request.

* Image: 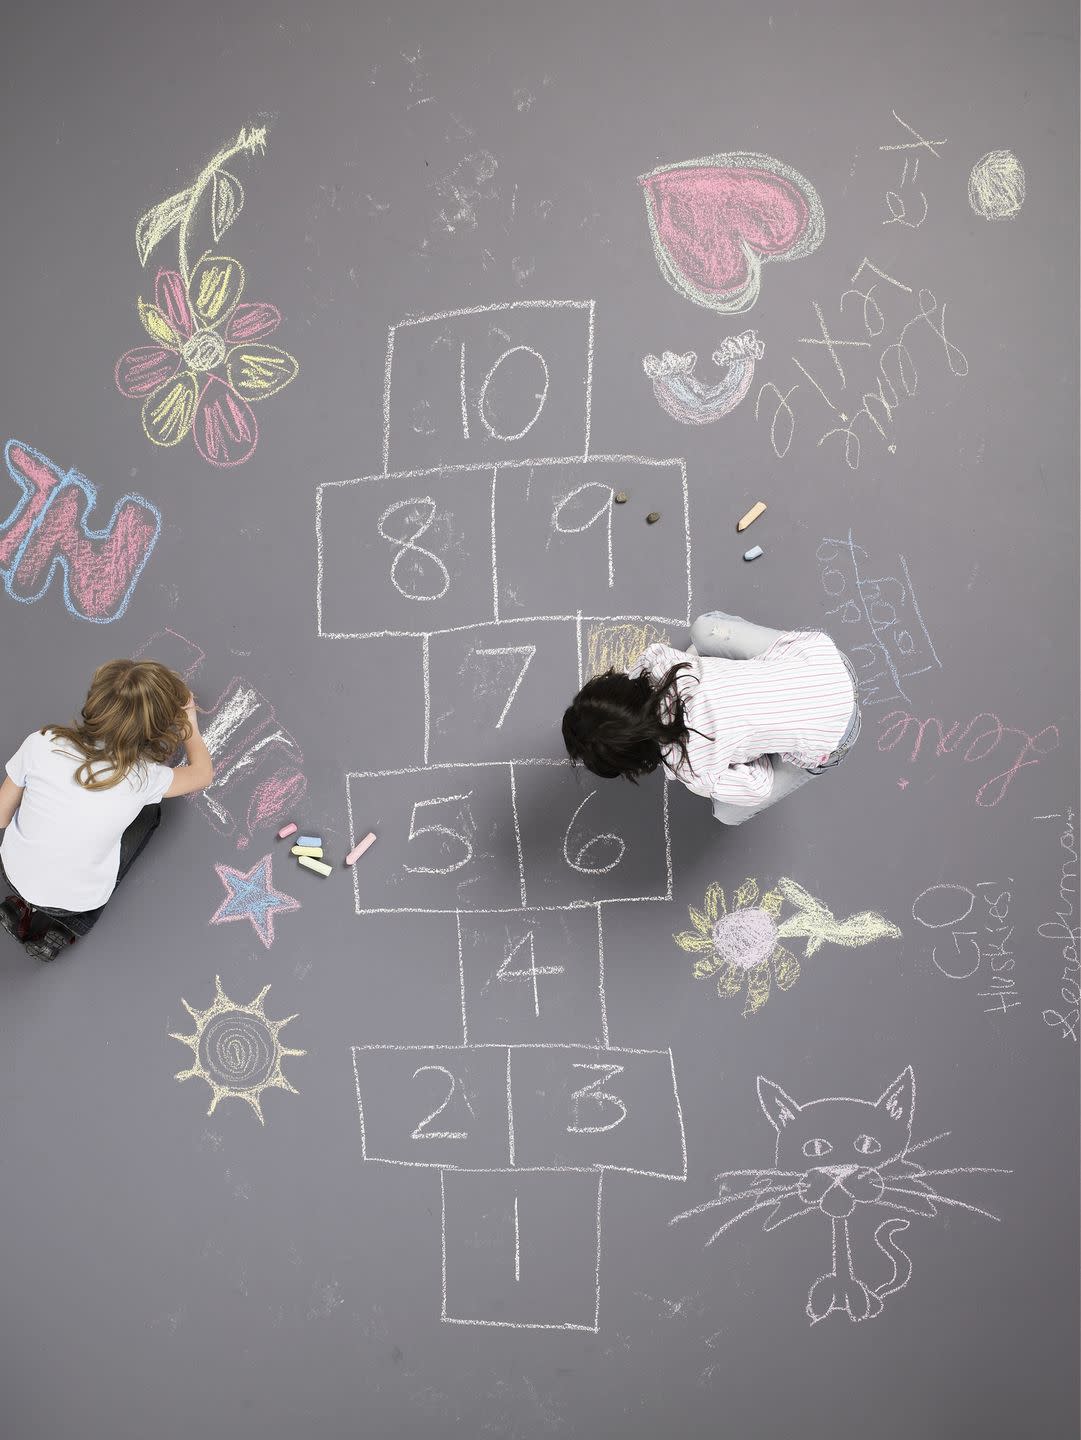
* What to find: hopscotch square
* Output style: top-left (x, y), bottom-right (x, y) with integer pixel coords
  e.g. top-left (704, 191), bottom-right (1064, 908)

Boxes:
top-left (317, 468), bottom-right (496, 638)
top-left (493, 457), bottom-right (690, 624)
top-left (385, 302), bottom-right (594, 473)
top-left (514, 765), bottom-right (671, 908)
top-left (457, 910), bottom-right (604, 1045)
top-left (441, 1168), bottom-right (602, 1330)
top-left (508, 1046), bottom-right (686, 1178)
top-left (425, 620), bottom-right (579, 765)
top-left (346, 766), bottom-right (524, 914)
top-left (353, 1044), bottom-right (511, 1170)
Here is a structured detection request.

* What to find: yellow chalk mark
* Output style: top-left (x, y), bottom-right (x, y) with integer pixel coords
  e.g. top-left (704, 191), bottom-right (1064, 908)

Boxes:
top-left (190, 255), bottom-right (245, 326)
top-left (138, 299), bottom-right (180, 350)
top-left (675, 875), bottom-right (900, 1016)
top-left (967, 149), bottom-right (1026, 221)
top-left (141, 373), bottom-right (198, 446)
top-left (226, 344), bottom-right (300, 400)
top-left (586, 621), bottom-right (668, 677)
top-left (171, 975), bottom-right (304, 1125)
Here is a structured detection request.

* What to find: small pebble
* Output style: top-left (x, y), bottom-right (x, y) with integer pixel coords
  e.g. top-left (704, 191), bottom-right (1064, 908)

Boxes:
top-left (646, 511), bottom-right (661, 524)
top-left (613, 491), bottom-right (629, 504)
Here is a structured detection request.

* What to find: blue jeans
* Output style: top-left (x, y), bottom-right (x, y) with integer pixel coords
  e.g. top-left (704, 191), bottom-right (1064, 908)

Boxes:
top-left (687, 611), bottom-right (859, 827)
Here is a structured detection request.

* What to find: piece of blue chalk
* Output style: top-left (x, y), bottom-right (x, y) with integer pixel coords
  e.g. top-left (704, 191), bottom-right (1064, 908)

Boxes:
top-left (743, 545), bottom-right (764, 561)
top-left (297, 834), bottom-right (322, 847)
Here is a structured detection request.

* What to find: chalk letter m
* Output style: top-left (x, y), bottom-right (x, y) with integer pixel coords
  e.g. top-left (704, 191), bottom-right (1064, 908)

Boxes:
top-left (0, 441), bottom-right (161, 623)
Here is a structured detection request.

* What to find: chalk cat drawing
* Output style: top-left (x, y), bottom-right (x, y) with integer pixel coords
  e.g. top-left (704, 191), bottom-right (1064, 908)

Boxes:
top-left (671, 1067), bottom-right (1010, 1323)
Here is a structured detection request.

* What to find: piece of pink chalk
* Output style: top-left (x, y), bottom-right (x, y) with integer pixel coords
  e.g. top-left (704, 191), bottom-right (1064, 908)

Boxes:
top-left (345, 832), bottom-right (377, 866)
top-left (277, 822), bottom-right (298, 839)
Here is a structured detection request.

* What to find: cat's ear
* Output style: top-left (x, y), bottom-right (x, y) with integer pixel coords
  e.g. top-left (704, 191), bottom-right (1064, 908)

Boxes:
top-left (757, 1076), bottom-right (801, 1131)
top-left (875, 1066), bottom-right (915, 1128)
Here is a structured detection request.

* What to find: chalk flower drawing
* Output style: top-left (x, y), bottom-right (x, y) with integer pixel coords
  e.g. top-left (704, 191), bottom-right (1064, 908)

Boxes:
top-left (675, 877), bottom-right (901, 1016)
top-left (671, 1067), bottom-right (1010, 1324)
top-left (642, 331), bottom-right (764, 425)
top-left (639, 153), bottom-right (825, 314)
top-left (171, 975), bottom-right (304, 1124)
top-left (210, 853), bottom-right (301, 948)
top-left (115, 127), bottom-right (299, 467)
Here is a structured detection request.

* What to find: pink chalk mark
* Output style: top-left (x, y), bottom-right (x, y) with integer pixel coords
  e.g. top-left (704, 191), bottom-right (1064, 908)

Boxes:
top-left (225, 302), bottom-right (282, 343)
top-left (345, 832), bottom-right (377, 866)
top-left (640, 154), bottom-right (824, 313)
top-left (193, 376), bottom-right (258, 468)
top-left (115, 345), bottom-right (183, 398)
top-left (897, 778), bottom-right (909, 789)
top-left (155, 269), bottom-right (193, 339)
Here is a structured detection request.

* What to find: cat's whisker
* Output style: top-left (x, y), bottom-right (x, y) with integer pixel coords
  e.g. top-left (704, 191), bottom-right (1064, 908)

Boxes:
top-left (671, 1186), bottom-right (797, 1226)
top-left (908, 1166), bottom-right (1012, 1178)
top-left (879, 1185), bottom-right (1003, 1222)
top-left (705, 1197), bottom-right (811, 1248)
top-left (712, 1168), bottom-right (804, 1181)
top-left (904, 1131), bottom-right (951, 1155)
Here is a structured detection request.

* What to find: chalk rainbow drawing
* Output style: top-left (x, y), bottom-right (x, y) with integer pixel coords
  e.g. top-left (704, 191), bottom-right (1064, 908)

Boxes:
top-left (642, 331), bottom-right (764, 424)
top-left (0, 440), bottom-right (160, 622)
top-left (967, 149), bottom-right (1026, 221)
top-left (639, 152), bottom-right (825, 314)
top-left (674, 877), bottom-right (901, 1017)
top-left (671, 1067), bottom-right (1010, 1324)
top-left (171, 975), bottom-right (304, 1123)
top-left (210, 852), bottom-right (301, 949)
top-left (115, 126), bottom-right (299, 468)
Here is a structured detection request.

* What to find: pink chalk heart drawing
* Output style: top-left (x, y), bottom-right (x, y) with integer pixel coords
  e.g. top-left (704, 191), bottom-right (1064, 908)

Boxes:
top-left (639, 152), bottom-right (825, 314)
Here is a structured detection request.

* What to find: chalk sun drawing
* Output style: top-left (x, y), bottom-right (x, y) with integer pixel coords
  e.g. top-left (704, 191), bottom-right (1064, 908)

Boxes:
top-left (675, 877), bottom-right (901, 1017)
top-left (172, 975), bottom-right (305, 1123)
top-left (639, 153), bottom-right (825, 314)
top-left (210, 853), bottom-right (301, 949)
top-left (671, 1067), bottom-right (1010, 1324)
top-left (642, 332), bottom-right (764, 425)
top-left (967, 150), bottom-right (1026, 221)
top-left (115, 126), bottom-right (299, 468)
top-left (0, 440), bottom-right (160, 622)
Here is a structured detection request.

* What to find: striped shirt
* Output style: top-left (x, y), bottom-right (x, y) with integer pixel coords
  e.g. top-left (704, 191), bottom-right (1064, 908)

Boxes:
top-left (629, 632), bottom-right (856, 806)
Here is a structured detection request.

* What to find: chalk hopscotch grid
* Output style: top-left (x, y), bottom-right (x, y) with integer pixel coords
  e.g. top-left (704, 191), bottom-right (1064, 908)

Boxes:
top-left (345, 761), bottom-right (672, 916)
top-left (315, 455), bottom-right (692, 640)
top-left (439, 1168), bottom-right (604, 1332)
top-left (352, 1043), bottom-right (687, 1181)
top-left (382, 300), bottom-right (596, 476)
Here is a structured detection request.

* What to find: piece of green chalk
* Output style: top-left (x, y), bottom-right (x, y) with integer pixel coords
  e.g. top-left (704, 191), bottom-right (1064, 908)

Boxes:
top-left (297, 854), bottom-right (333, 877)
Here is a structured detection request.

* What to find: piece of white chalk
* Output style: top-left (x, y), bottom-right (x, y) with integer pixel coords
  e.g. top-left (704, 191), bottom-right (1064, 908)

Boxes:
top-left (346, 832), bottom-right (377, 866)
top-left (277, 822), bottom-right (298, 839)
top-left (743, 545), bottom-right (764, 561)
top-left (297, 855), bottom-right (333, 877)
top-left (297, 834), bottom-right (322, 847)
top-left (291, 845), bottom-right (324, 858)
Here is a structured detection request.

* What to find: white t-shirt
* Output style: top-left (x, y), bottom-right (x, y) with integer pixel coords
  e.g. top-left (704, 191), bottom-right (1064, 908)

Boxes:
top-left (1, 730), bottom-right (173, 910)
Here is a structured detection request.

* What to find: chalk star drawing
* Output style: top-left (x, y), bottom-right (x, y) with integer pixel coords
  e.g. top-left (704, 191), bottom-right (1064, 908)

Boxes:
top-left (210, 853), bottom-right (300, 948)
top-left (674, 877), bottom-right (901, 1016)
top-left (171, 975), bottom-right (305, 1123)
top-left (671, 1067), bottom-right (1010, 1324)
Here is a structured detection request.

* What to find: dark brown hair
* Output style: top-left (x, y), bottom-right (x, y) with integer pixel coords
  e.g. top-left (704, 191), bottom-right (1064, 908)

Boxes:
top-left (561, 663), bottom-right (706, 781)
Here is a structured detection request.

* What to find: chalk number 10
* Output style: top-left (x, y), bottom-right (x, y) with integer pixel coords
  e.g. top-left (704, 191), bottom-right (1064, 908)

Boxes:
top-left (459, 342), bottom-right (550, 443)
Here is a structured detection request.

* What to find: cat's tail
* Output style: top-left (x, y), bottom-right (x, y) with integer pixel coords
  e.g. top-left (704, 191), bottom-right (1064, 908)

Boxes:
top-left (872, 1218), bottom-right (912, 1301)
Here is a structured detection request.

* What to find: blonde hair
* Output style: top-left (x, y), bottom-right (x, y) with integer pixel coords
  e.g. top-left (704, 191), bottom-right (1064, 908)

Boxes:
top-left (47, 659), bottom-right (191, 791)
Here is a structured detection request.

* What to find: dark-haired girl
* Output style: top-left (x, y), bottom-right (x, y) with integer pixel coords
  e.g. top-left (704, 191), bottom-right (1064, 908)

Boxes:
top-left (561, 611), bottom-right (860, 826)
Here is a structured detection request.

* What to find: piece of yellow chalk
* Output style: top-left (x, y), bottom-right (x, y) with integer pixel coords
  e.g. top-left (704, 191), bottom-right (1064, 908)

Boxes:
top-left (291, 845), bottom-right (324, 858)
top-left (737, 501), bottom-right (767, 532)
top-left (297, 855), bottom-right (333, 877)
top-left (345, 832), bottom-right (377, 866)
